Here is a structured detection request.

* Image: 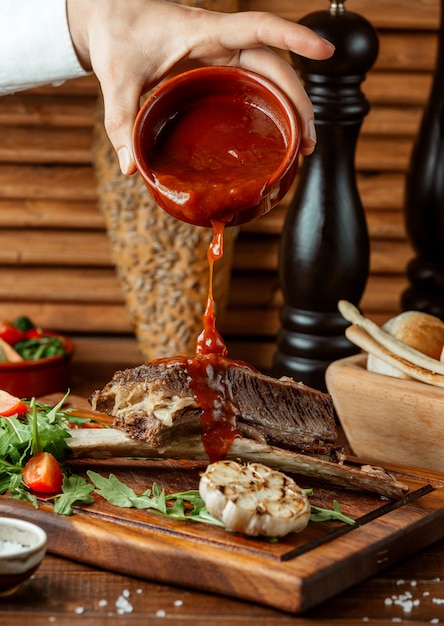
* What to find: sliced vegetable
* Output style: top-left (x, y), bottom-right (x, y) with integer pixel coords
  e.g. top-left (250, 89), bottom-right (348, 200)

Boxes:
top-left (199, 460), bottom-right (311, 537)
top-left (22, 451), bottom-right (64, 494)
top-left (0, 389), bottom-right (28, 416)
top-left (0, 338), bottom-right (23, 362)
top-left (0, 321), bottom-right (26, 345)
top-left (25, 328), bottom-right (43, 339)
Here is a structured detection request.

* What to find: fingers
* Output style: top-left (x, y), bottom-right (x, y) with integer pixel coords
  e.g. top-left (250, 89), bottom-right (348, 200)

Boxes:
top-left (237, 47), bottom-right (318, 156)
top-left (99, 76), bottom-right (144, 175)
top-left (95, 7), bottom-right (335, 173)
top-left (190, 11), bottom-right (334, 156)
top-left (215, 12), bottom-right (334, 62)
top-left (210, 12), bottom-right (334, 154)
top-left (219, 13), bottom-right (335, 155)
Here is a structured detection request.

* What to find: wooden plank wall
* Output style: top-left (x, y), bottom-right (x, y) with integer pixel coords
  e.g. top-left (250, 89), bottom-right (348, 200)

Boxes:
top-left (0, 0), bottom-right (440, 394)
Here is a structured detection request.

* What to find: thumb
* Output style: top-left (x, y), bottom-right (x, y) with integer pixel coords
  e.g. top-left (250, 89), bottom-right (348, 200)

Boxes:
top-left (100, 81), bottom-right (142, 175)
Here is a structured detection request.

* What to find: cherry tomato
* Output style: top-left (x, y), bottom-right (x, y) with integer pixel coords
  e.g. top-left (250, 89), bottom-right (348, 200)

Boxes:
top-left (25, 328), bottom-right (44, 339)
top-left (22, 452), bottom-right (64, 494)
top-left (0, 389), bottom-right (28, 417)
top-left (0, 322), bottom-right (25, 346)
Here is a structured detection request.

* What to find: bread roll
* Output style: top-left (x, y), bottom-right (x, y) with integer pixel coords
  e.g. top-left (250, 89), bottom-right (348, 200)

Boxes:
top-left (367, 311), bottom-right (444, 378)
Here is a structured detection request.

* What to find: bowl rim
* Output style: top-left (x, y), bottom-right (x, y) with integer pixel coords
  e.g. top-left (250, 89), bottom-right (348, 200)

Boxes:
top-left (0, 332), bottom-right (74, 370)
top-left (132, 65), bottom-right (301, 226)
top-left (0, 517), bottom-right (47, 557)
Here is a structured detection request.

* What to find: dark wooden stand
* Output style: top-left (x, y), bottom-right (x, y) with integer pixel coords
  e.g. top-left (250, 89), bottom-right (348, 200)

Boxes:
top-left (402, 0), bottom-right (444, 319)
top-left (273, 0), bottom-right (379, 391)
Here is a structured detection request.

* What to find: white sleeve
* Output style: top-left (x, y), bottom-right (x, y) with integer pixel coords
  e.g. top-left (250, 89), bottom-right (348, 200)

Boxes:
top-left (0, 0), bottom-right (89, 94)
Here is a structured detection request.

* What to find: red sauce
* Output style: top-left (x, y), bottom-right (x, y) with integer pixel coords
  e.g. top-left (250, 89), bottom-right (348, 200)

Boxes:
top-left (196, 220), bottom-right (227, 358)
top-left (149, 93), bottom-right (285, 461)
top-left (154, 221), bottom-right (258, 462)
top-left (147, 93), bottom-right (287, 226)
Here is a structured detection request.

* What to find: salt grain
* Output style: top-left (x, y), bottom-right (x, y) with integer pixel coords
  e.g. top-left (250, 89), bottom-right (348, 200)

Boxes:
top-left (156, 609), bottom-right (166, 618)
top-left (173, 600), bottom-right (183, 607)
top-left (0, 539), bottom-right (26, 555)
top-left (115, 594), bottom-right (133, 614)
top-left (386, 590), bottom-right (421, 614)
top-left (98, 599), bottom-right (107, 607)
top-left (74, 607), bottom-right (84, 614)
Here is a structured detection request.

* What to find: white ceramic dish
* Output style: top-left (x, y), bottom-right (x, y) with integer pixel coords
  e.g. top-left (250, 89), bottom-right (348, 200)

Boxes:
top-left (0, 517), bottom-right (47, 596)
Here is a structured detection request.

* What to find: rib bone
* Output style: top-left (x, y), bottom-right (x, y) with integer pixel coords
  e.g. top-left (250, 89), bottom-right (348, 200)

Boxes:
top-left (67, 427), bottom-right (408, 500)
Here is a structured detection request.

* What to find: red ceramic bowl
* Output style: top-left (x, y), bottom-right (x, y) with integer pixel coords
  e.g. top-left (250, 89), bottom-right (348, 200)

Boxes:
top-left (133, 66), bottom-right (300, 228)
top-left (0, 333), bottom-right (74, 399)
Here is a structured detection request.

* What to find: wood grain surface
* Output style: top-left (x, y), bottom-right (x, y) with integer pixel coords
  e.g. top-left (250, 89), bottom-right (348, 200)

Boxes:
top-left (1, 446), bottom-right (444, 613)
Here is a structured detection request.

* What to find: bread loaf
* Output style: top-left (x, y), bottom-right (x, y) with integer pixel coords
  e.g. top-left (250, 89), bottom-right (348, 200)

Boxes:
top-left (367, 311), bottom-right (444, 378)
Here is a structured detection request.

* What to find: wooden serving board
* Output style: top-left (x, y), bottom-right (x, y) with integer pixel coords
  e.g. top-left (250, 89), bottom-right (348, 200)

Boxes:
top-left (1, 400), bottom-right (444, 613)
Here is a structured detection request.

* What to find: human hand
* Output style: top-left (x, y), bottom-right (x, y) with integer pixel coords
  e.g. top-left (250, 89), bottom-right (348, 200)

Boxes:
top-left (67, 0), bottom-right (334, 175)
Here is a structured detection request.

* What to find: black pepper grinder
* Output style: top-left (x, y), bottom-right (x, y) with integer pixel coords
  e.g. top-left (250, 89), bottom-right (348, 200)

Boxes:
top-left (402, 0), bottom-right (444, 319)
top-left (272, 0), bottom-right (379, 391)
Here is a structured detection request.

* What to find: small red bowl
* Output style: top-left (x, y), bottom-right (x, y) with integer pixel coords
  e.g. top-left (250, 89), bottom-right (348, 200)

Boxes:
top-left (133, 66), bottom-right (300, 228)
top-left (0, 333), bottom-right (74, 399)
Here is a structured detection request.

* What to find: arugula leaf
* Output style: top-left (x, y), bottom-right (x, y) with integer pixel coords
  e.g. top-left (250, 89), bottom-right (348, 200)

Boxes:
top-left (86, 471), bottom-right (223, 526)
top-left (53, 475), bottom-right (95, 516)
top-left (0, 415), bottom-right (32, 463)
top-left (0, 394), bottom-right (76, 510)
top-left (87, 472), bottom-right (354, 532)
top-left (87, 471), bottom-right (167, 512)
top-left (30, 398), bottom-right (41, 455)
top-left (7, 472), bottom-right (38, 508)
top-left (44, 390), bottom-right (72, 424)
top-left (310, 500), bottom-right (355, 525)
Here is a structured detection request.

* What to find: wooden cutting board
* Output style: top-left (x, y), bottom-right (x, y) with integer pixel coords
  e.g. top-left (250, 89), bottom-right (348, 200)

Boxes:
top-left (1, 401), bottom-right (444, 613)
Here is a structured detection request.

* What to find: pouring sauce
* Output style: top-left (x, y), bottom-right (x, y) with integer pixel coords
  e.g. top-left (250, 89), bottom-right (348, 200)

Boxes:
top-left (149, 90), bottom-right (289, 461)
top-left (153, 221), bottom-right (257, 462)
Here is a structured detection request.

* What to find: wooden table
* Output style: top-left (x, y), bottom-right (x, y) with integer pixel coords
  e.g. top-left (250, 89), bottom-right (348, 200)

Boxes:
top-left (0, 538), bottom-right (443, 625)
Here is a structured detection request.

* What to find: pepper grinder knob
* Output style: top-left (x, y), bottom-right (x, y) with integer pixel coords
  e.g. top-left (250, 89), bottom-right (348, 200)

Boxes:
top-left (330, 0), bottom-right (346, 14)
top-left (272, 1), bottom-right (379, 391)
